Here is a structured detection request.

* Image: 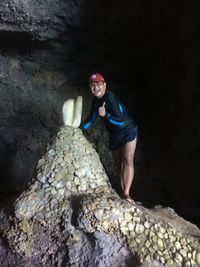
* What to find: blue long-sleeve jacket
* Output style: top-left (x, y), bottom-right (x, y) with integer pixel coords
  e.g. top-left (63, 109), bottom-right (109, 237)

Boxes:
top-left (81, 90), bottom-right (136, 133)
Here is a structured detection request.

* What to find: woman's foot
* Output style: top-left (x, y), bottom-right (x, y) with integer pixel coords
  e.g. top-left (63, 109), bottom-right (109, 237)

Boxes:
top-left (123, 194), bottom-right (135, 204)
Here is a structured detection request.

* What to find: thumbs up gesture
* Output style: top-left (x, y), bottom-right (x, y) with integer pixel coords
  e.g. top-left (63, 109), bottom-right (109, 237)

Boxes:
top-left (99, 102), bottom-right (106, 117)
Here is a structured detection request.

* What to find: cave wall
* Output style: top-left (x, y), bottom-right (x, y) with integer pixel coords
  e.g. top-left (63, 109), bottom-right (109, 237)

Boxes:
top-left (0, 0), bottom-right (200, 226)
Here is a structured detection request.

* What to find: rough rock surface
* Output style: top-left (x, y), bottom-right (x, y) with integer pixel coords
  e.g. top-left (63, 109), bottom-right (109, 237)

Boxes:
top-left (0, 0), bottom-right (81, 40)
top-left (0, 125), bottom-right (200, 267)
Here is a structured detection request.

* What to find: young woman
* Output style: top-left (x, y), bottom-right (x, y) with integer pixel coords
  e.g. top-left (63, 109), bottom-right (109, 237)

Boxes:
top-left (81, 73), bottom-right (138, 202)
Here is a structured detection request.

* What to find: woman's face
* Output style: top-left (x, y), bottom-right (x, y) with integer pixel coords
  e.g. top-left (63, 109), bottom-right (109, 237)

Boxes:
top-left (89, 82), bottom-right (106, 98)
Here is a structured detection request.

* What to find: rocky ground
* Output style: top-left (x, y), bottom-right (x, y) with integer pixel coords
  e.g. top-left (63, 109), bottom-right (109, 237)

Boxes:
top-left (0, 125), bottom-right (199, 267)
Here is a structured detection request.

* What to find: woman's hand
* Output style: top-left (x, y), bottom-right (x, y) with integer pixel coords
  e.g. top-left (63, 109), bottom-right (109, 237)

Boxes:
top-left (99, 102), bottom-right (106, 117)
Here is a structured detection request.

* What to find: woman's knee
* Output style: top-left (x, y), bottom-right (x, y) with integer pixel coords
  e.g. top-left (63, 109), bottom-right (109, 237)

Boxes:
top-left (123, 141), bottom-right (136, 162)
top-left (122, 154), bottom-right (133, 166)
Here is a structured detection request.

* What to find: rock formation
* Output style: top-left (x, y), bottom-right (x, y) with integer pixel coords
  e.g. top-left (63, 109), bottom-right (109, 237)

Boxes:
top-left (0, 0), bottom-right (81, 41)
top-left (62, 96), bottom-right (83, 128)
top-left (0, 96), bottom-right (200, 267)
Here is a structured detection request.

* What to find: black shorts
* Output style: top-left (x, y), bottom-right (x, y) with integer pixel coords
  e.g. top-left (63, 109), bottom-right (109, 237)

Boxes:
top-left (109, 126), bottom-right (138, 151)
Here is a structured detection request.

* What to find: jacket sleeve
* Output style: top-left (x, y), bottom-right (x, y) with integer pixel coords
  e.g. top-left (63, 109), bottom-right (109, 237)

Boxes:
top-left (105, 93), bottom-right (125, 127)
top-left (80, 98), bottom-right (98, 130)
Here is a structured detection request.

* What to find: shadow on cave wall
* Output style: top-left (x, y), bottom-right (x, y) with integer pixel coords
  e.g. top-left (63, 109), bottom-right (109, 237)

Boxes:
top-left (0, 114), bottom-right (51, 201)
top-left (0, 39), bottom-right (64, 200)
top-left (0, 31), bottom-right (72, 200)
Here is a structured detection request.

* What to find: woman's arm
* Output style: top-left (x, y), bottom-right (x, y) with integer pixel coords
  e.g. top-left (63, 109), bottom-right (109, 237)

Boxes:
top-left (80, 98), bottom-right (98, 130)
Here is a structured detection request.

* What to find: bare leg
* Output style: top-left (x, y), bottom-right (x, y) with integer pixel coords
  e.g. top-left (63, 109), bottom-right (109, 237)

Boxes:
top-left (121, 138), bottom-right (137, 200)
top-left (112, 149), bottom-right (123, 191)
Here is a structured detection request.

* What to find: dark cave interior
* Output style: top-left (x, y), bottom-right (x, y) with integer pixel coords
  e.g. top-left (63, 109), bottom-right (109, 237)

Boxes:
top-left (0, 0), bottom-right (200, 227)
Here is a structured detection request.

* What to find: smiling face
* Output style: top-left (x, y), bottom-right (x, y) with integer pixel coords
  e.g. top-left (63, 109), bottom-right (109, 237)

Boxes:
top-left (89, 81), bottom-right (106, 98)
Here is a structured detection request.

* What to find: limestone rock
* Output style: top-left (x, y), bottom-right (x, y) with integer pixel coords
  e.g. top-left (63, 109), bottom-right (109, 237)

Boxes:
top-left (0, 124), bottom-right (200, 267)
top-left (0, 0), bottom-right (81, 41)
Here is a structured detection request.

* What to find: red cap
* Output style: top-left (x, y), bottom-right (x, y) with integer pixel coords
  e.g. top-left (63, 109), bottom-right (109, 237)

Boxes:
top-left (89, 73), bottom-right (105, 83)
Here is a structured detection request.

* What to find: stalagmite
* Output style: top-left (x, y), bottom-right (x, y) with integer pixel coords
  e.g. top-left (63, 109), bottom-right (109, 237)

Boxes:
top-left (0, 96), bottom-right (199, 267)
top-left (62, 96), bottom-right (83, 128)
